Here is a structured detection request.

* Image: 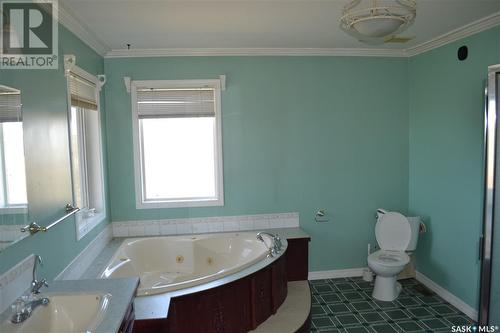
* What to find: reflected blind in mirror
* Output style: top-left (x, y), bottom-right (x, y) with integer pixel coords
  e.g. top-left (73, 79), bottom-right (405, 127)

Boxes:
top-left (69, 73), bottom-right (98, 111)
top-left (0, 91), bottom-right (21, 122)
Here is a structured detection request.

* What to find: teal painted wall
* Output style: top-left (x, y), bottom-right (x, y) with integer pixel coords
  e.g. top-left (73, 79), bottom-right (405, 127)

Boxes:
top-left (0, 25), bottom-right (110, 279)
top-left (104, 56), bottom-right (410, 271)
top-left (408, 26), bottom-right (500, 309)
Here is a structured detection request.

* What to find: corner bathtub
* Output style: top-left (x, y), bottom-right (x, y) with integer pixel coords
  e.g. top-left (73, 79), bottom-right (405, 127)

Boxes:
top-left (100, 232), bottom-right (280, 296)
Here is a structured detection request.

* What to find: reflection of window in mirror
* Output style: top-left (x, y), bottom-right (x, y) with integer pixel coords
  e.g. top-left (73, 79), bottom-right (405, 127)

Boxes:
top-left (66, 68), bottom-right (105, 240)
top-left (0, 86), bottom-right (27, 213)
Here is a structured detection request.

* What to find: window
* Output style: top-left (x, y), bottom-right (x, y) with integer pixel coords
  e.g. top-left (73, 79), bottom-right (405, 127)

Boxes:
top-left (132, 80), bottom-right (224, 208)
top-left (0, 86), bottom-right (27, 213)
top-left (67, 66), bottom-right (105, 239)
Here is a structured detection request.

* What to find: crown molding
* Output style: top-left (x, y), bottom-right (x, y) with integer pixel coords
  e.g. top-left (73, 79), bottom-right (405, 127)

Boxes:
top-left (53, 3), bottom-right (500, 59)
top-left (56, 2), bottom-right (110, 56)
top-left (105, 47), bottom-right (408, 58)
top-left (406, 10), bottom-right (500, 57)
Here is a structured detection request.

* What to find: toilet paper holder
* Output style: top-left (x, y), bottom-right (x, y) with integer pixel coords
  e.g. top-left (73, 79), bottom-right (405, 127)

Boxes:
top-left (315, 209), bottom-right (329, 222)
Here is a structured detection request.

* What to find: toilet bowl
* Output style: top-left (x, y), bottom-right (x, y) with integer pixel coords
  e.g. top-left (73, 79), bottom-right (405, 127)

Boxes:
top-left (368, 250), bottom-right (409, 301)
top-left (367, 211), bottom-right (419, 302)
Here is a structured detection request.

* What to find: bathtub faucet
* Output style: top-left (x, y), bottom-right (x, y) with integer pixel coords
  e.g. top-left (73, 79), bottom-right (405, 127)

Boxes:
top-left (256, 232), bottom-right (282, 257)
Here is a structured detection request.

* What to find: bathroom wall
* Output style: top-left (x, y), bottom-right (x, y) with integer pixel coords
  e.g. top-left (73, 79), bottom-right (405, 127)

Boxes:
top-left (104, 56), bottom-right (410, 271)
top-left (0, 15), bottom-right (495, 312)
top-left (0, 25), bottom-right (110, 279)
top-left (408, 26), bottom-right (500, 309)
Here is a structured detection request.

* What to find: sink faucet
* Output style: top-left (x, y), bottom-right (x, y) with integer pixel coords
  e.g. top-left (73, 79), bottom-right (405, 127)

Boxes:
top-left (10, 255), bottom-right (50, 324)
top-left (10, 296), bottom-right (49, 324)
top-left (256, 232), bottom-right (283, 257)
top-left (31, 255), bottom-right (48, 294)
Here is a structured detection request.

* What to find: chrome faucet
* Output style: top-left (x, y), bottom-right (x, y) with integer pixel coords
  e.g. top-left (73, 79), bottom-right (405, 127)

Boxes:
top-left (256, 232), bottom-right (283, 257)
top-left (10, 255), bottom-right (49, 324)
top-left (31, 255), bottom-right (48, 294)
top-left (10, 296), bottom-right (49, 324)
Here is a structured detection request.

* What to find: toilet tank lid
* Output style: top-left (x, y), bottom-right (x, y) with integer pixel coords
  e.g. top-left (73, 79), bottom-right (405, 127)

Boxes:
top-left (375, 212), bottom-right (411, 251)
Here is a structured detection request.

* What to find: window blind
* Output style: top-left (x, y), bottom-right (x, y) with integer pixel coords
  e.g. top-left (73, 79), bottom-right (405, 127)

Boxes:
top-left (0, 91), bottom-right (22, 122)
top-left (136, 88), bottom-right (215, 119)
top-left (69, 73), bottom-right (98, 111)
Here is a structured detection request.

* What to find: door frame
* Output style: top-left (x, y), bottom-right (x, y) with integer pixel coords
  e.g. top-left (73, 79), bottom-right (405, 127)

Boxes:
top-left (479, 64), bottom-right (500, 325)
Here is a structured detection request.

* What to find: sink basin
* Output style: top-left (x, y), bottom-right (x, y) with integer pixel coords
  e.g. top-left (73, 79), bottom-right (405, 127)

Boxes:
top-left (1, 293), bottom-right (111, 333)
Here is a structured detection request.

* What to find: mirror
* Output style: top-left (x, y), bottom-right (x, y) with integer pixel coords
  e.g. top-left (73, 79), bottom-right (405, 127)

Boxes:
top-left (0, 85), bottom-right (29, 251)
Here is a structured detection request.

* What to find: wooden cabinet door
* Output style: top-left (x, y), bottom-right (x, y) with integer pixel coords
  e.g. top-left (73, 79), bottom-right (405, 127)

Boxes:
top-left (168, 278), bottom-right (251, 333)
top-left (286, 238), bottom-right (310, 281)
top-left (250, 267), bottom-right (272, 329)
top-left (271, 254), bottom-right (288, 313)
top-left (217, 278), bottom-right (252, 332)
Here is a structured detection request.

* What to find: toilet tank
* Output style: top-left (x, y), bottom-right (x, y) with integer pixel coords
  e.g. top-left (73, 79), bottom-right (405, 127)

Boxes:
top-left (406, 217), bottom-right (421, 251)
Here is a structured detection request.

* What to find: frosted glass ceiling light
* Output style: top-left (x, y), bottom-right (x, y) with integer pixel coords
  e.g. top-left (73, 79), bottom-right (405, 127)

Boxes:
top-left (340, 0), bottom-right (416, 44)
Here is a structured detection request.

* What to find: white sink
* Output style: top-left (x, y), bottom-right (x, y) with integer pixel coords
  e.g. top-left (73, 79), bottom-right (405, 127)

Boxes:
top-left (1, 293), bottom-right (111, 333)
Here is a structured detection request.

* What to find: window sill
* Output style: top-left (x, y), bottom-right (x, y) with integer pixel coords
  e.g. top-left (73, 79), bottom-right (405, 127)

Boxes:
top-left (76, 211), bottom-right (106, 241)
top-left (136, 198), bottom-right (224, 209)
top-left (0, 206), bottom-right (28, 215)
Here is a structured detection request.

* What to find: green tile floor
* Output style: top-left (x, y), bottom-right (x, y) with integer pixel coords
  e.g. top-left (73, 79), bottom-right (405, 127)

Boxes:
top-left (310, 278), bottom-right (474, 333)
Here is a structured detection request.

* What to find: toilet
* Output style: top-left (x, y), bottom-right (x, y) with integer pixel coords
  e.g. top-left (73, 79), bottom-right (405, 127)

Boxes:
top-left (367, 211), bottom-right (420, 302)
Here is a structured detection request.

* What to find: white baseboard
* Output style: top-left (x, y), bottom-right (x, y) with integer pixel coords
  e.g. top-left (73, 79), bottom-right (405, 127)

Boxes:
top-left (308, 268), bottom-right (366, 280)
top-left (415, 271), bottom-right (478, 321)
top-left (55, 224), bottom-right (112, 281)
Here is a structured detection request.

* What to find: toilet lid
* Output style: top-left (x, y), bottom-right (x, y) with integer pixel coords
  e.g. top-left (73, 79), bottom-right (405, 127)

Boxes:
top-left (375, 212), bottom-right (411, 251)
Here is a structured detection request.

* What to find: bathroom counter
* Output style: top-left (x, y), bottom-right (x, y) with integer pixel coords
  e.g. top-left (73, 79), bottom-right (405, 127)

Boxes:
top-left (45, 277), bottom-right (139, 333)
top-left (42, 278), bottom-right (138, 333)
top-left (0, 277), bottom-right (139, 333)
top-left (261, 227), bottom-right (310, 240)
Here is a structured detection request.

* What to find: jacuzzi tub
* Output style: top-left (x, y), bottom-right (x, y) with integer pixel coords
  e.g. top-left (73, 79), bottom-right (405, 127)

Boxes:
top-left (100, 232), bottom-right (276, 296)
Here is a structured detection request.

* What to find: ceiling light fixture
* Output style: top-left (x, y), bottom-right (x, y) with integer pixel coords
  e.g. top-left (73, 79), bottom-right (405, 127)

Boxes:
top-left (340, 0), bottom-right (416, 44)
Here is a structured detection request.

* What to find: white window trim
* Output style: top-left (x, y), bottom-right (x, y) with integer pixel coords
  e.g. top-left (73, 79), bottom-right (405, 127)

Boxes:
top-left (131, 79), bottom-right (224, 209)
top-left (75, 211), bottom-right (106, 240)
top-left (65, 64), bottom-right (107, 240)
top-left (0, 93), bottom-right (27, 210)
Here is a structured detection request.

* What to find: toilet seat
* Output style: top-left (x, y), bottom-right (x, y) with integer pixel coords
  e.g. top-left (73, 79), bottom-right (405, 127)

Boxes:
top-left (368, 250), bottom-right (409, 267)
top-left (375, 212), bottom-right (411, 251)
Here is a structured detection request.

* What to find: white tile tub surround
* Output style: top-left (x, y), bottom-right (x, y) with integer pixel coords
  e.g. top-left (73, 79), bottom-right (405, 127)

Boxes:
top-left (0, 225), bottom-right (28, 251)
top-left (55, 224), bottom-right (113, 281)
top-left (0, 254), bottom-right (35, 314)
top-left (112, 212), bottom-right (299, 237)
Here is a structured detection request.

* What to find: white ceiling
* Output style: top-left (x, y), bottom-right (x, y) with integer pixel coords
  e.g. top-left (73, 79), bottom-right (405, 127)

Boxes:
top-left (61, 0), bottom-right (500, 53)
